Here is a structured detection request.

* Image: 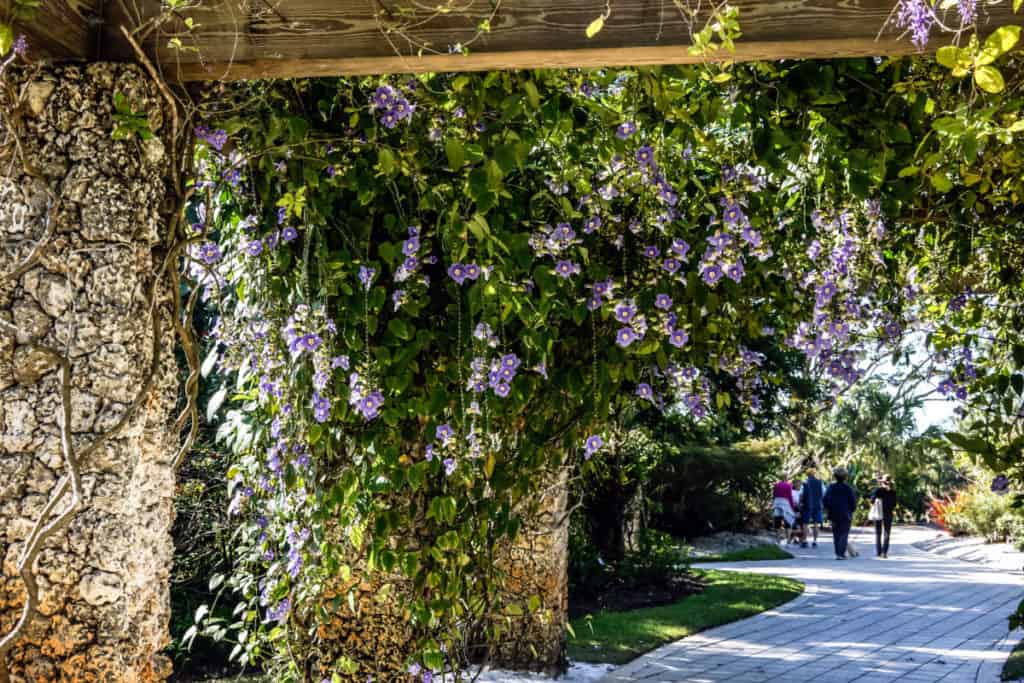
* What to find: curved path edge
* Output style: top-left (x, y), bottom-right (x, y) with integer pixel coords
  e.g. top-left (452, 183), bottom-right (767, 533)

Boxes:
top-left (599, 526), bottom-right (1023, 683)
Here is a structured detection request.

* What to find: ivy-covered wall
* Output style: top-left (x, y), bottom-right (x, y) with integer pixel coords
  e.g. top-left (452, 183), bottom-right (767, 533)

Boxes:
top-left (0, 63), bottom-right (177, 682)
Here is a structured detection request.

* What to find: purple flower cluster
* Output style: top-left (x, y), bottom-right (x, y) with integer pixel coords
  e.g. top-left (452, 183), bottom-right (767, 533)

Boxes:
top-left (895, 0), bottom-right (934, 49)
top-left (195, 124), bottom-right (228, 151)
top-left (447, 262), bottom-right (482, 285)
top-left (583, 434), bottom-right (604, 460)
top-left (371, 84), bottom-right (416, 128)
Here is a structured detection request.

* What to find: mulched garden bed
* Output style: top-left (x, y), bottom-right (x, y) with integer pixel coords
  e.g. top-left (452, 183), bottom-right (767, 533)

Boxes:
top-left (569, 571), bottom-right (705, 618)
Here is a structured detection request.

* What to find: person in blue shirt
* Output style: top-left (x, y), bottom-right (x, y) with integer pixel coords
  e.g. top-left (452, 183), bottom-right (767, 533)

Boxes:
top-left (801, 468), bottom-right (825, 548)
top-left (823, 467), bottom-right (858, 560)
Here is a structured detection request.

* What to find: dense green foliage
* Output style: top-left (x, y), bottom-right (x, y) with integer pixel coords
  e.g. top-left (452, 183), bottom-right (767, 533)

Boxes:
top-left (185, 43), bottom-right (1024, 678)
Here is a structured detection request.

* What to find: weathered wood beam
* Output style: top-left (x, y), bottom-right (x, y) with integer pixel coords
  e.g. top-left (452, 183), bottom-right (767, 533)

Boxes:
top-left (138, 0), bottom-right (1021, 82)
top-left (1, 0), bottom-right (100, 60)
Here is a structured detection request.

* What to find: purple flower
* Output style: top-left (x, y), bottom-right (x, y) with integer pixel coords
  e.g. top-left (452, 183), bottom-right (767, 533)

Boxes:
top-left (636, 383), bottom-right (654, 401)
top-left (636, 146), bottom-right (656, 168)
top-left (584, 216), bottom-right (602, 234)
top-left (195, 125), bottom-right (228, 151)
top-left (701, 263), bottom-right (724, 286)
top-left (726, 261), bottom-right (745, 283)
top-left (403, 237), bottom-right (420, 255)
top-left (662, 258), bottom-right (681, 274)
top-left (958, 0), bottom-right (977, 24)
top-left (358, 265), bottom-right (376, 289)
top-left (443, 458), bottom-right (457, 476)
top-left (246, 239), bottom-right (264, 257)
top-left (436, 423), bottom-right (454, 445)
top-left (554, 260), bottom-right (580, 279)
top-left (448, 263), bottom-right (468, 284)
top-left (281, 226), bottom-right (299, 243)
top-left (331, 355), bottom-right (350, 370)
top-left (616, 328), bottom-right (638, 348)
top-left (616, 122), bottom-right (637, 139)
top-left (392, 289), bottom-right (406, 311)
top-left (583, 434), bottom-right (604, 459)
top-left (670, 239), bottom-right (690, 259)
top-left (722, 201), bottom-right (746, 226)
top-left (644, 245), bottom-right (660, 259)
top-left (312, 392), bottom-right (331, 423)
top-left (357, 391), bottom-right (384, 420)
top-left (11, 34), bottom-right (28, 57)
top-left (669, 329), bottom-right (689, 348)
top-left (895, 0), bottom-right (934, 49)
top-left (196, 241), bottom-right (222, 265)
top-left (614, 302), bottom-right (637, 323)
top-left (372, 85), bottom-right (395, 109)
top-left (655, 294), bottom-right (673, 310)
top-left (464, 263), bottom-right (481, 280)
top-left (494, 382), bottom-right (511, 398)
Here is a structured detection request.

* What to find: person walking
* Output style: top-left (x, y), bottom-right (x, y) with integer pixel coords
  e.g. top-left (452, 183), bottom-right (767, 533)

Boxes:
top-left (802, 467), bottom-right (825, 548)
top-left (771, 476), bottom-right (798, 543)
top-left (823, 467), bottom-right (857, 560)
top-left (870, 474), bottom-right (898, 558)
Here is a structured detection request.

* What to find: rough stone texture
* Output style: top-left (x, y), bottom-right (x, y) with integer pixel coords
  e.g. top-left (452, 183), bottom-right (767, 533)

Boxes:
top-left (489, 469), bottom-right (570, 674)
top-left (0, 63), bottom-right (177, 682)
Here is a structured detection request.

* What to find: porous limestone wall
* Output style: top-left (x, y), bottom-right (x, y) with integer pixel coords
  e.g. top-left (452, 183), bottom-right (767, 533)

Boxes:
top-left (0, 63), bottom-right (177, 682)
top-left (489, 468), bottom-right (569, 674)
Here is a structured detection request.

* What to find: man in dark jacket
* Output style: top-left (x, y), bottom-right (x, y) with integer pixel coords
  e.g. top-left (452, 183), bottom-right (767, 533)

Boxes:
top-left (823, 467), bottom-right (857, 560)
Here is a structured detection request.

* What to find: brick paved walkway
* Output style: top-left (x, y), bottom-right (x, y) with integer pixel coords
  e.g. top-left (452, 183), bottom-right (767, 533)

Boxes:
top-left (601, 526), bottom-right (1024, 683)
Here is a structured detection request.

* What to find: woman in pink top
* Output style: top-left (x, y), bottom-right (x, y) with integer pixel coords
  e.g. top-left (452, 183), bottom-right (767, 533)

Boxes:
top-left (771, 478), bottom-right (798, 539)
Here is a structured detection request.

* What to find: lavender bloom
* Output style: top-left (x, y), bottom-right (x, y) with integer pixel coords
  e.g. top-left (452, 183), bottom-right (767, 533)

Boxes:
top-left (464, 263), bottom-right (481, 280)
top-left (443, 458), bottom-right (457, 476)
top-left (701, 263), bottom-right (724, 286)
top-left (425, 444), bottom-right (434, 461)
top-left (12, 34), bottom-right (28, 56)
top-left (636, 383), bottom-right (654, 402)
top-left (195, 125), bottom-right (228, 151)
top-left (670, 239), bottom-right (690, 259)
top-left (616, 122), bottom-right (637, 139)
top-left (196, 242), bottom-right (222, 265)
top-left (614, 302), bottom-right (637, 323)
top-left (669, 329), bottom-right (689, 348)
top-left (357, 391), bottom-right (384, 420)
top-left (662, 258), bottom-right (681, 275)
top-left (636, 146), bottom-right (656, 168)
top-left (554, 260), bottom-right (580, 278)
top-left (583, 434), bottom-right (604, 459)
top-left (358, 265), bottom-right (377, 289)
top-left (448, 263), bottom-right (468, 284)
top-left (584, 216), bottom-right (602, 234)
top-left (372, 85), bottom-right (395, 109)
top-left (312, 392), bottom-right (331, 422)
top-left (436, 423), bottom-right (454, 445)
top-left (655, 294), bottom-right (673, 310)
top-left (282, 226), bottom-right (299, 243)
top-left (957, 0), bottom-right (976, 24)
top-left (331, 355), bottom-right (350, 370)
top-left (616, 328), bottom-right (638, 348)
top-left (246, 239), bottom-right (264, 257)
top-left (494, 382), bottom-right (511, 398)
top-left (644, 245), bottom-right (660, 259)
top-left (895, 0), bottom-right (934, 49)
top-left (386, 288), bottom-right (404, 311)
top-left (726, 261), bottom-right (745, 283)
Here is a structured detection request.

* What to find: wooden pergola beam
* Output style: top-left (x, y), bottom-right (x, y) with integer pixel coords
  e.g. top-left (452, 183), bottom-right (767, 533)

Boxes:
top-left (1, 0), bottom-right (101, 60)
top-left (144, 0), bottom-right (1020, 82)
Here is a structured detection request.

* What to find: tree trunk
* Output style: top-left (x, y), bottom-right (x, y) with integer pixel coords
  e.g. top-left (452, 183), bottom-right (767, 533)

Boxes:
top-left (0, 63), bottom-right (177, 682)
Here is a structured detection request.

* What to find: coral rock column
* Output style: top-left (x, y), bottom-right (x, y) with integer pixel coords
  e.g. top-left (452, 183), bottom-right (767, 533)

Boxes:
top-left (489, 468), bottom-right (570, 674)
top-left (0, 63), bottom-right (177, 682)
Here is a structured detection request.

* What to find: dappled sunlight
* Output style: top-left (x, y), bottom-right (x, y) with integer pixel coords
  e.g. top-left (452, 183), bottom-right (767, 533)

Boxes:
top-left (605, 527), bottom-right (1024, 682)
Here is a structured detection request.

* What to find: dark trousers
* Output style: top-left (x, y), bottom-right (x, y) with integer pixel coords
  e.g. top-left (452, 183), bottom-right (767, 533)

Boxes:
top-left (832, 516), bottom-right (851, 557)
top-left (875, 517), bottom-right (893, 555)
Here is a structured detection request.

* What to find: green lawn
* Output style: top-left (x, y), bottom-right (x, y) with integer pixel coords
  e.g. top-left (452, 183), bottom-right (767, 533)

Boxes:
top-left (1003, 637), bottom-right (1024, 681)
top-left (690, 544), bottom-right (794, 563)
top-left (568, 569), bottom-right (804, 664)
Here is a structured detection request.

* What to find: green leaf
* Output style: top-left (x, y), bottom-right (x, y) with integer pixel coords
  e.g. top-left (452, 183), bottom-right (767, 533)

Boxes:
top-left (935, 45), bottom-right (960, 69)
top-left (378, 147), bottom-right (396, 175)
top-left (523, 81), bottom-right (541, 110)
top-left (974, 65), bottom-right (1005, 93)
top-left (931, 117), bottom-right (965, 135)
top-left (585, 16), bottom-right (605, 39)
top-left (1016, 0), bottom-right (1022, 13)
top-left (979, 26), bottom-right (1020, 65)
top-left (945, 431), bottom-right (990, 453)
top-left (444, 139), bottom-right (464, 170)
top-left (929, 172), bottom-right (953, 192)
top-left (0, 24), bottom-right (13, 56)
